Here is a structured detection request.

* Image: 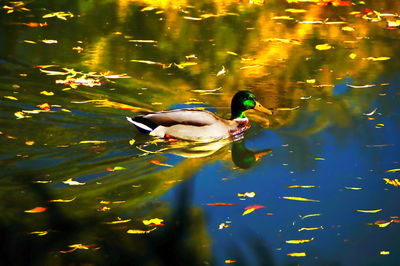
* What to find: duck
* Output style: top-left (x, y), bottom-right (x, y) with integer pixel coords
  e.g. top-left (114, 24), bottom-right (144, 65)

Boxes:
top-left (126, 90), bottom-right (272, 142)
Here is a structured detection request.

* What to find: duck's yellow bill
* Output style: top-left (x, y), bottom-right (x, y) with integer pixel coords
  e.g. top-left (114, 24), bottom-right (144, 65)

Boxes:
top-left (254, 101), bottom-right (272, 115)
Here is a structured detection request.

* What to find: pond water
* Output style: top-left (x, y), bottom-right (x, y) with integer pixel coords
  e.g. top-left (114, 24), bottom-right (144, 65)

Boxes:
top-left (1, 0), bottom-right (400, 265)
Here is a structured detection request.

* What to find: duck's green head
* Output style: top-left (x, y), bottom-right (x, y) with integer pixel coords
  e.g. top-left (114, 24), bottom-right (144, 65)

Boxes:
top-left (231, 91), bottom-right (272, 119)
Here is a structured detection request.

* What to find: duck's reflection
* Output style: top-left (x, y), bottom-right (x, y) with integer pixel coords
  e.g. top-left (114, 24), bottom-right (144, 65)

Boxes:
top-left (138, 135), bottom-right (272, 169)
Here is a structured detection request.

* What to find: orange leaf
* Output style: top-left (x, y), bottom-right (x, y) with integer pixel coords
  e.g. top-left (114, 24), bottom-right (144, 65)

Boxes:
top-left (207, 203), bottom-right (236, 206)
top-left (150, 160), bottom-right (174, 167)
top-left (25, 207), bottom-right (47, 213)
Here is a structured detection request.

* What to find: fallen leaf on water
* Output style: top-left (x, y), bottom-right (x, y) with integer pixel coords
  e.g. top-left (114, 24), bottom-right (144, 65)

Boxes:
top-left (298, 226), bottom-right (323, 231)
top-left (30, 231), bottom-right (48, 236)
top-left (49, 197), bottom-right (76, 203)
top-left (364, 57), bottom-right (390, 61)
top-left (287, 185), bottom-right (316, 188)
top-left (300, 213), bottom-right (321, 219)
top-left (237, 192), bottom-right (256, 198)
top-left (349, 53), bottom-right (357, 59)
top-left (287, 252), bottom-right (307, 257)
top-left (106, 166), bottom-right (126, 172)
top-left (25, 207), bottom-right (47, 213)
top-left (105, 218), bottom-right (132, 224)
top-left (25, 141), bottom-right (35, 145)
top-left (342, 26), bottom-right (355, 31)
top-left (127, 228), bottom-right (157, 234)
top-left (315, 157), bottom-right (325, 160)
top-left (380, 251), bottom-right (390, 255)
top-left (383, 178), bottom-right (400, 187)
top-left (225, 260), bottom-right (237, 263)
top-left (129, 139), bottom-right (136, 145)
top-left (285, 8), bottom-right (306, 13)
top-left (59, 244), bottom-right (91, 253)
top-left (143, 218), bottom-right (164, 226)
top-left (242, 205), bottom-right (265, 215)
top-left (207, 203), bottom-right (236, 206)
top-left (315, 44), bottom-right (332, 50)
top-left (282, 196), bottom-right (320, 202)
top-left (79, 140), bottom-right (107, 144)
top-left (150, 160), bottom-right (174, 167)
top-left (4, 96), bottom-right (18, 100)
top-left (363, 108), bottom-right (377, 116)
top-left (286, 238), bottom-right (314, 244)
top-left (356, 209), bottom-right (382, 213)
top-left (385, 168), bottom-right (400, 173)
top-left (346, 84), bottom-right (376, 88)
top-left (41, 39), bottom-right (58, 44)
top-left (373, 220), bottom-right (392, 227)
top-left (217, 66), bottom-right (226, 76)
top-left (63, 178), bottom-right (85, 186)
top-left (40, 90), bottom-right (54, 96)
top-left (42, 11), bottom-right (74, 20)
top-left (174, 62), bottom-right (198, 69)
top-left (344, 187), bottom-right (363, 190)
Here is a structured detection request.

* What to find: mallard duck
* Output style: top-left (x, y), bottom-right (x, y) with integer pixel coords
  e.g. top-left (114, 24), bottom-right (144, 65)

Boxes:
top-left (126, 90), bottom-right (272, 142)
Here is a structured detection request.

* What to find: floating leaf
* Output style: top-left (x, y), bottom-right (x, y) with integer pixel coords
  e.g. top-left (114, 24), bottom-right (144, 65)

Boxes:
top-left (40, 90), bottom-right (54, 96)
top-left (41, 39), bottom-right (58, 44)
top-left (207, 203), bottom-right (236, 206)
top-left (25, 207), bottom-right (47, 213)
top-left (364, 57), bottom-right (390, 61)
top-left (4, 96), bottom-right (18, 100)
top-left (287, 185), bottom-right (316, 188)
top-left (286, 238), bottom-right (314, 244)
top-left (298, 226), bottom-right (323, 231)
top-left (342, 26), bottom-right (355, 31)
top-left (25, 141), bottom-right (35, 145)
top-left (356, 209), bottom-right (382, 213)
top-left (349, 53), bottom-right (357, 59)
top-left (63, 178), bottom-right (85, 186)
top-left (385, 168), bottom-right (400, 173)
top-left (106, 166), bottom-right (126, 172)
top-left (315, 157), bottom-right (325, 160)
top-left (225, 260), bottom-right (237, 263)
top-left (363, 108), bottom-right (377, 116)
top-left (380, 251), bottom-right (390, 255)
top-left (127, 228), bottom-right (157, 234)
top-left (383, 178), bottom-right (400, 187)
top-left (129, 139), bottom-right (136, 145)
top-left (49, 197), bottom-right (76, 203)
top-left (287, 252), bottom-right (307, 257)
top-left (150, 160), bottom-right (174, 167)
top-left (105, 219), bottom-right (132, 224)
top-left (282, 196), bottom-right (320, 202)
top-left (344, 187), bottom-right (363, 190)
top-left (374, 220), bottom-right (392, 228)
top-left (143, 218), bottom-right (164, 226)
top-left (30, 231), bottom-right (48, 236)
top-left (315, 44), bottom-right (332, 50)
top-left (217, 66), bottom-right (226, 76)
top-left (300, 213), bottom-right (321, 219)
top-left (346, 84), bottom-right (376, 88)
top-left (79, 140), bottom-right (107, 144)
top-left (242, 205), bottom-right (265, 215)
top-left (285, 8), bottom-right (306, 13)
top-left (237, 192), bottom-right (256, 198)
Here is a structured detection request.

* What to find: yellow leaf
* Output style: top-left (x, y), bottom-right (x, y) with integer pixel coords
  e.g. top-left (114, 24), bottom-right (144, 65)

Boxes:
top-left (298, 226), bottom-right (323, 231)
top-left (364, 57), bottom-right (390, 61)
top-left (385, 168), bottom-right (400, 173)
top-left (129, 139), bottom-right (136, 145)
top-left (349, 53), bottom-right (357, 59)
top-left (300, 213), bottom-right (321, 219)
top-left (217, 66), bottom-right (226, 76)
top-left (79, 140), bottom-right (107, 144)
top-left (376, 221), bottom-right (391, 228)
top-left (40, 90), bottom-right (54, 96)
top-left (30, 231), bottom-right (48, 236)
top-left (49, 197), bottom-right (76, 203)
top-left (383, 178), bottom-right (400, 187)
top-left (344, 187), bottom-right (363, 190)
top-left (285, 8), bottom-right (306, 13)
top-left (24, 40), bottom-right (37, 44)
top-left (25, 141), bottom-right (35, 145)
top-left (4, 96), bottom-right (18, 100)
top-left (105, 219), bottom-right (132, 224)
top-left (63, 178), bottom-right (85, 186)
top-left (140, 6), bottom-right (155, 12)
top-left (356, 209), bottom-right (382, 213)
top-left (242, 208), bottom-right (255, 216)
top-left (282, 196), bottom-right (320, 202)
top-left (380, 251), bottom-right (390, 255)
top-left (315, 44), bottom-right (332, 50)
top-left (342, 26), bottom-right (355, 31)
top-left (61, 108), bottom-right (71, 112)
top-left (143, 218), bottom-right (164, 226)
top-left (127, 228), bottom-right (157, 234)
top-left (287, 252), bottom-right (307, 257)
top-left (237, 192), bottom-right (256, 198)
top-left (306, 79), bottom-right (316, 84)
top-left (285, 238), bottom-right (314, 244)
